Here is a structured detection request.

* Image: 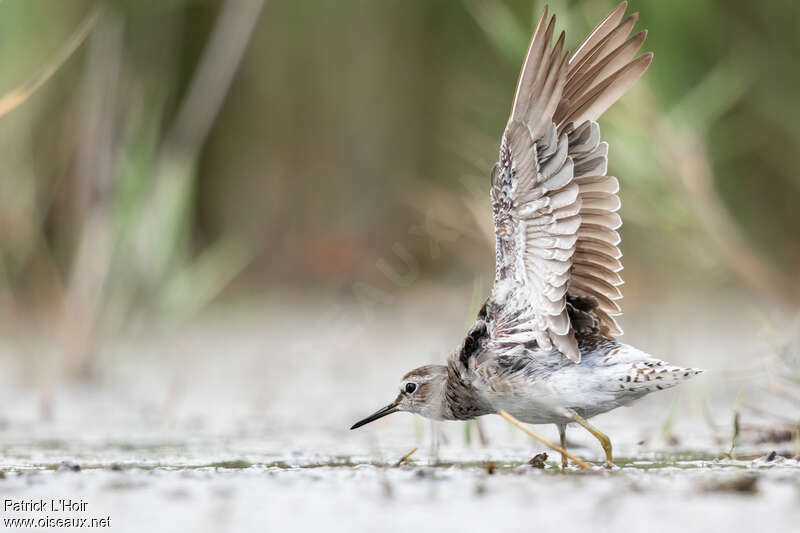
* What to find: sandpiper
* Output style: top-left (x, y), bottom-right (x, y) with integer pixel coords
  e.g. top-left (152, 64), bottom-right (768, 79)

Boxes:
top-left (351, 2), bottom-right (702, 468)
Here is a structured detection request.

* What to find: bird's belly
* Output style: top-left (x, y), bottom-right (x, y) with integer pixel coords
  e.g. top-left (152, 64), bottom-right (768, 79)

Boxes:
top-left (489, 394), bottom-right (573, 424)
top-left (483, 384), bottom-right (623, 425)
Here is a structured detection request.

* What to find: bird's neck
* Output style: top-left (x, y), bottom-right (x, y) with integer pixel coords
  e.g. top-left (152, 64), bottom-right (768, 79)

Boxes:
top-left (441, 359), bottom-right (493, 420)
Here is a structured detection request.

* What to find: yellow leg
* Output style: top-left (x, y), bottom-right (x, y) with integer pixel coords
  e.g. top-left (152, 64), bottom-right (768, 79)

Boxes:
top-left (497, 410), bottom-right (592, 470)
top-left (570, 412), bottom-right (613, 468)
top-left (557, 424), bottom-right (568, 469)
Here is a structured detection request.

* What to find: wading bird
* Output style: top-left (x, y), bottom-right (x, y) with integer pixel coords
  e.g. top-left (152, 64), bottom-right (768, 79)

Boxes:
top-left (351, 2), bottom-right (701, 469)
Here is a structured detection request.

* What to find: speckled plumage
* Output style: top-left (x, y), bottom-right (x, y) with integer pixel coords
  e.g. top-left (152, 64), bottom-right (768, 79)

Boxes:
top-left (351, 2), bottom-right (701, 467)
top-left (418, 298), bottom-right (701, 426)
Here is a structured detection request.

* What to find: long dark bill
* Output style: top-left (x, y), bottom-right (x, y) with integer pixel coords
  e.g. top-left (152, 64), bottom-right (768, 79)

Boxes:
top-left (350, 403), bottom-right (398, 430)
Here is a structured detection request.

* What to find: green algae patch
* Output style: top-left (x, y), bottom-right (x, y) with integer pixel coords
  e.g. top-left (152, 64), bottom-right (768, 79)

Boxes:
top-left (209, 460), bottom-right (253, 469)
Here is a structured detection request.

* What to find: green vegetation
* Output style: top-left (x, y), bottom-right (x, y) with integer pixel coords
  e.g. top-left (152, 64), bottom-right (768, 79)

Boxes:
top-left (0, 0), bottom-right (797, 379)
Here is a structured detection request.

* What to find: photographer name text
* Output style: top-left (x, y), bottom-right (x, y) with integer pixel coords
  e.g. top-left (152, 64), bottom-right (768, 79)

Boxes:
top-left (4, 499), bottom-right (88, 513)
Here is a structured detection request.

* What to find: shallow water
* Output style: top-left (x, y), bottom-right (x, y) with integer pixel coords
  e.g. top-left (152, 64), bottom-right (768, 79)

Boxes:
top-left (1, 292), bottom-right (798, 532)
top-left (1, 433), bottom-right (798, 533)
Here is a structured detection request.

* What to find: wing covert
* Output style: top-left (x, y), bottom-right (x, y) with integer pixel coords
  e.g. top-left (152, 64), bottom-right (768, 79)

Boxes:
top-left (487, 2), bottom-right (651, 362)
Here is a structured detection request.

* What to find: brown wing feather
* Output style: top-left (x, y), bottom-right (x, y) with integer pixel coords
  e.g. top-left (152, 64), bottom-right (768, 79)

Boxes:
top-left (490, 7), bottom-right (578, 360)
top-left (489, 2), bottom-right (650, 361)
top-left (568, 2), bottom-right (629, 68)
top-left (556, 3), bottom-right (652, 336)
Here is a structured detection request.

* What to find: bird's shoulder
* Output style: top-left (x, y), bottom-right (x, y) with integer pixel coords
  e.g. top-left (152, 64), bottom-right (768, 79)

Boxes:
top-left (452, 294), bottom-right (622, 377)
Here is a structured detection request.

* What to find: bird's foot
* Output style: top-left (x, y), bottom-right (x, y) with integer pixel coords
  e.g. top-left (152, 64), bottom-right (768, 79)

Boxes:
top-left (569, 412), bottom-right (615, 470)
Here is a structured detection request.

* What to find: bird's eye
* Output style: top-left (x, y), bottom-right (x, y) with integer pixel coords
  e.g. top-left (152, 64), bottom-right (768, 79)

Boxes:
top-left (405, 383), bottom-right (417, 394)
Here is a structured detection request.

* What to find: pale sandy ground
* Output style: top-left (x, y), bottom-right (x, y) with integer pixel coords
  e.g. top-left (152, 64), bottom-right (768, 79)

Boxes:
top-left (0, 286), bottom-right (798, 532)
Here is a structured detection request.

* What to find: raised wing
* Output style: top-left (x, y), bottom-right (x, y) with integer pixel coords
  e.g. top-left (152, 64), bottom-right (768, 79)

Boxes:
top-left (488, 2), bottom-right (651, 362)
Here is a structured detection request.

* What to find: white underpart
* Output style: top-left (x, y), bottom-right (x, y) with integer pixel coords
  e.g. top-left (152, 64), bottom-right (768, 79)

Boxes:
top-left (480, 343), bottom-right (703, 425)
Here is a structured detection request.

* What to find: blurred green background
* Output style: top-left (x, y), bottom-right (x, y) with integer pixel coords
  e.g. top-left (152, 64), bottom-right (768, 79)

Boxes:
top-left (0, 0), bottom-right (797, 381)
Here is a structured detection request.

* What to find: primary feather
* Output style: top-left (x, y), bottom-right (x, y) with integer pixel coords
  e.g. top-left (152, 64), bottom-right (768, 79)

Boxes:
top-left (488, 1), bottom-right (651, 362)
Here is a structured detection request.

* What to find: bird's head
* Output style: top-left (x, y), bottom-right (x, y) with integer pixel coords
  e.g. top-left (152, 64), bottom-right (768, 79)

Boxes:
top-left (350, 365), bottom-right (448, 429)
